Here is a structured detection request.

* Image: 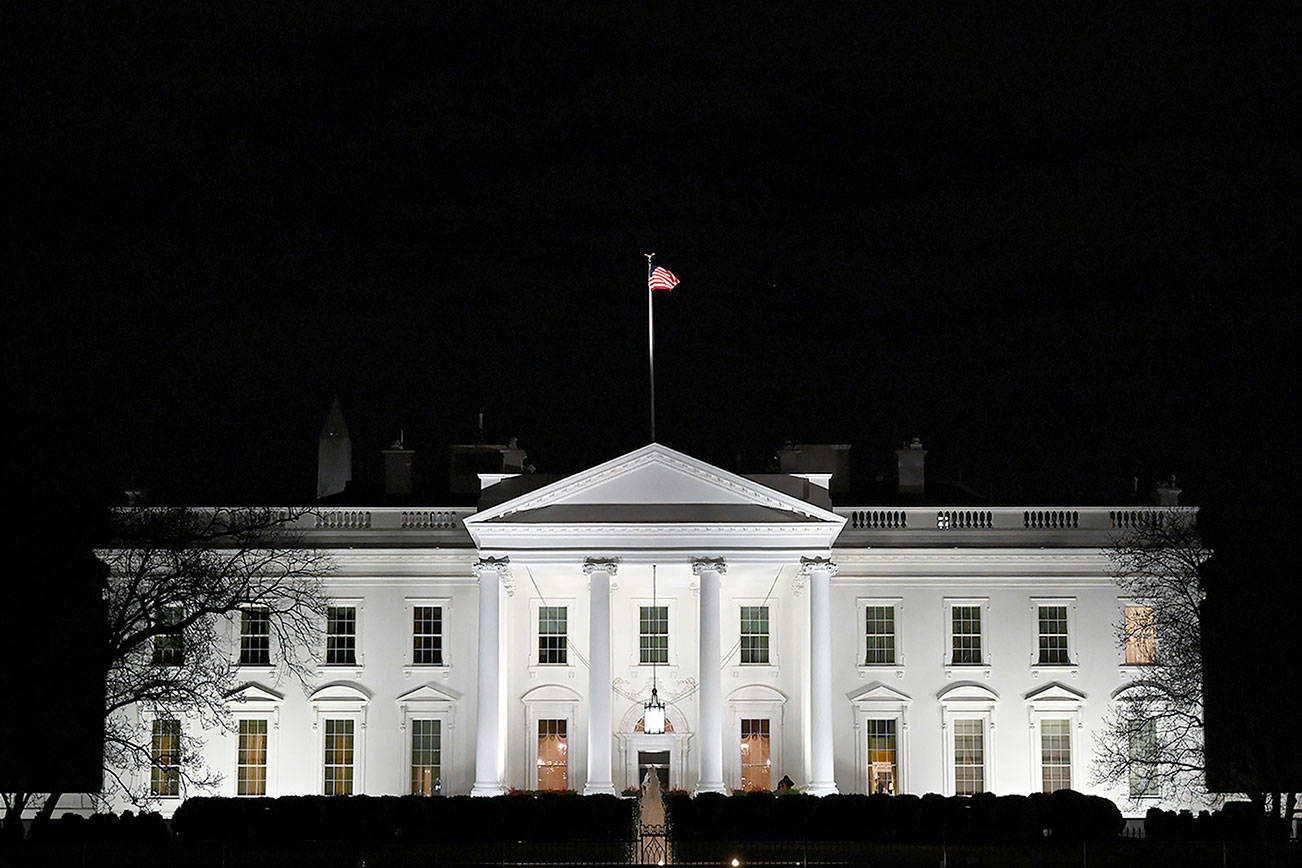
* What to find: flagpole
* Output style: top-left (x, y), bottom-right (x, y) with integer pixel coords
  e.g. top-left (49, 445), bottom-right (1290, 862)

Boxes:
top-left (645, 252), bottom-right (655, 443)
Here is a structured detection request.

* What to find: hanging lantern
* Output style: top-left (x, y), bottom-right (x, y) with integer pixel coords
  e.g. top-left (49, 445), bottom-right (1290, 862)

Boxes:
top-left (643, 686), bottom-right (667, 735)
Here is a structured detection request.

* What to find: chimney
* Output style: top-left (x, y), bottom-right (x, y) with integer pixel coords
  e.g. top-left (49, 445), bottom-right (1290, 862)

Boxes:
top-left (777, 443), bottom-right (852, 495)
top-left (895, 438), bottom-right (927, 495)
top-left (1156, 475), bottom-right (1181, 506)
top-left (383, 431), bottom-right (414, 496)
top-left (316, 396), bottom-right (352, 499)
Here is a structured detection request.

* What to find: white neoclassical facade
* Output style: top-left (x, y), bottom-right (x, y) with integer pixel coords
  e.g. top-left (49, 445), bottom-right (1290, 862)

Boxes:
top-left (115, 442), bottom-right (1182, 813)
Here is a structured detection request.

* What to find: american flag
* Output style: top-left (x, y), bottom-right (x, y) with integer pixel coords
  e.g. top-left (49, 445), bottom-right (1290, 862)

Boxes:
top-left (648, 266), bottom-right (679, 291)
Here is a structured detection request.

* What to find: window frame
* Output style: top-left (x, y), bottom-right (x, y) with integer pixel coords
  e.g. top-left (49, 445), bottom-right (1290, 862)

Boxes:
top-left (857, 597), bottom-right (905, 677)
top-left (730, 597), bottom-right (780, 672)
top-left (151, 606), bottom-right (185, 667)
top-left (310, 684), bottom-right (369, 795)
top-left (1118, 598), bottom-right (1158, 673)
top-left (537, 604), bottom-right (569, 666)
top-left (528, 597), bottom-right (575, 674)
top-left (850, 683), bottom-right (911, 795)
top-left (939, 683), bottom-right (998, 796)
top-left (235, 717), bottom-right (270, 797)
top-left (322, 599), bottom-right (364, 670)
top-left (628, 596), bottom-right (677, 670)
top-left (521, 685), bottom-right (580, 793)
top-left (725, 684), bottom-right (786, 792)
top-left (1029, 597), bottom-right (1078, 671)
top-left (147, 716), bottom-right (183, 799)
top-left (1025, 682), bottom-right (1085, 794)
top-left (236, 605), bottom-right (273, 670)
top-left (943, 597), bottom-right (991, 676)
top-left (225, 684), bottom-right (282, 798)
top-left (403, 597), bottom-right (452, 675)
top-left (397, 684), bottom-right (457, 795)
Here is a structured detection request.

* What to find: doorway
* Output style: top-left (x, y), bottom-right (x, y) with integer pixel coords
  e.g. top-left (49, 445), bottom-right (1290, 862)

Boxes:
top-left (638, 750), bottom-right (670, 792)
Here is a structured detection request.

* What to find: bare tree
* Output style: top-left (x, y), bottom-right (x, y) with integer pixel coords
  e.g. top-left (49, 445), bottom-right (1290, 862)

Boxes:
top-left (1092, 508), bottom-right (1212, 808)
top-left (4, 506), bottom-right (330, 823)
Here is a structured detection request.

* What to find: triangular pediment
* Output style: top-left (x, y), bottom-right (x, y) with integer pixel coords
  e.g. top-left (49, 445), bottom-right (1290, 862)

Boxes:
top-left (396, 684), bottom-right (460, 705)
top-left (226, 682), bottom-right (284, 704)
top-left (1025, 682), bottom-right (1086, 704)
top-left (466, 443), bottom-right (844, 527)
top-left (849, 682), bottom-right (913, 705)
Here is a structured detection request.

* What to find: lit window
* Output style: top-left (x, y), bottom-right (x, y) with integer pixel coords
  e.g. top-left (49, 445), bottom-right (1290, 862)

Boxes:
top-left (1129, 718), bottom-right (1157, 797)
top-left (152, 607), bottom-right (184, 666)
top-left (951, 606), bottom-right (982, 665)
top-left (1125, 605), bottom-right (1156, 665)
top-left (323, 719), bottom-right (354, 795)
top-left (150, 719), bottom-right (181, 797)
top-left (412, 606), bottom-right (443, 666)
top-left (740, 606), bottom-right (769, 664)
top-left (953, 719), bottom-right (985, 795)
top-left (640, 606), bottom-right (668, 664)
top-left (537, 606), bottom-right (567, 665)
top-left (1037, 605), bottom-right (1070, 665)
top-left (867, 719), bottom-right (898, 795)
top-left (326, 606), bottom-right (357, 666)
top-left (236, 719), bottom-right (267, 796)
top-left (740, 719), bottom-right (771, 790)
top-left (410, 719), bottom-right (441, 796)
top-left (1040, 719), bottom-right (1071, 792)
top-left (536, 719), bottom-right (568, 790)
top-left (865, 606), bottom-right (896, 665)
top-left (240, 607), bottom-right (270, 666)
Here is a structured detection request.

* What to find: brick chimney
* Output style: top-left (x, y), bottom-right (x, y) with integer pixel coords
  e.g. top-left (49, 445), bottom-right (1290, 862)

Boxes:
top-left (895, 438), bottom-right (927, 495)
top-left (383, 431), bottom-right (414, 496)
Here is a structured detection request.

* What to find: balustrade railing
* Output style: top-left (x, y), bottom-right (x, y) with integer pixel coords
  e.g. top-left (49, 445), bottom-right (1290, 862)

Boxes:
top-left (835, 505), bottom-right (1191, 537)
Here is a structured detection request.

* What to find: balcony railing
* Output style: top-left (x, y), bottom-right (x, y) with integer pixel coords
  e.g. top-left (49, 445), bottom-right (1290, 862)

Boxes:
top-left (833, 505), bottom-right (1194, 545)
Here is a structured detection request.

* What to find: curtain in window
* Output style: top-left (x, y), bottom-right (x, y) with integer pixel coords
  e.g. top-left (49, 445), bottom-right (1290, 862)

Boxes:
top-left (740, 719), bottom-right (770, 790)
top-left (537, 719), bottom-right (568, 791)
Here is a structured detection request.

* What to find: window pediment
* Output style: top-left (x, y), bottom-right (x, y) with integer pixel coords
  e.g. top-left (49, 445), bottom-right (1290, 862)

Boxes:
top-left (396, 683), bottom-right (460, 705)
top-left (849, 682), bottom-right (912, 705)
top-left (309, 682), bottom-right (371, 705)
top-left (226, 682), bottom-right (284, 704)
top-left (521, 683), bottom-right (583, 704)
top-left (937, 682), bottom-right (999, 704)
top-left (1025, 682), bottom-right (1086, 704)
top-left (727, 684), bottom-right (787, 704)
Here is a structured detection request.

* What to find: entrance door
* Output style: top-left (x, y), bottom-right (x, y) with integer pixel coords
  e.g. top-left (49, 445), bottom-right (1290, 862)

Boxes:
top-left (638, 750), bottom-right (670, 792)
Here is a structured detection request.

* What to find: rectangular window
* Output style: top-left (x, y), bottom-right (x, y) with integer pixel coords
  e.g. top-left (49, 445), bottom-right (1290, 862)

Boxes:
top-left (240, 607), bottom-right (270, 666)
top-left (639, 606), bottom-right (668, 664)
top-left (951, 606), bottom-right (982, 665)
top-left (536, 719), bottom-right (568, 791)
top-left (236, 719), bottom-right (268, 796)
top-left (867, 719), bottom-right (898, 795)
top-left (410, 719), bottom-right (442, 796)
top-left (323, 719), bottom-right (354, 795)
top-left (1129, 718), bottom-right (1157, 797)
top-left (739, 606), bottom-right (770, 664)
top-left (152, 607), bottom-right (184, 666)
top-left (326, 606), bottom-right (357, 666)
top-left (953, 719), bottom-right (985, 795)
top-left (1037, 605), bottom-right (1070, 665)
top-left (150, 719), bottom-right (181, 797)
top-left (740, 719), bottom-right (771, 791)
top-left (865, 606), bottom-right (896, 665)
top-left (537, 606), bottom-right (568, 665)
top-left (412, 605), bottom-right (443, 666)
top-left (1125, 605), bottom-right (1156, 665)
top-left (1040, 719), bottom-right (1072, 793)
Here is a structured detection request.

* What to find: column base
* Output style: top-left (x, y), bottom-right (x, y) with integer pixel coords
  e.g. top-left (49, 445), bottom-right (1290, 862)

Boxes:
top-left (470, 782), bottom-right (506, 797)
top-left (582, 782), bottom-right (617, 796)
top-left (806, 782), bottom-right (839, 797)
top-left (692, 782), bottom-right (728, 796)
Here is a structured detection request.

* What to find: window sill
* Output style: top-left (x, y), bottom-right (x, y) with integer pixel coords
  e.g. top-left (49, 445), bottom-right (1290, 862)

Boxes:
top-left (944, 665), bottom-right (991, 680)
top-left (858, 664), bottom-right (906, 680)
top-left (1030, 665), bottom-right (1078, 680)
top-left (1118, 664), bottom-right (1154, 679)
top-left (730, 663), bottom-right (780, 678)
top-left (528, 663), bottom-right (576, 679)
top-left (403, 664), bottom-right (451, 679)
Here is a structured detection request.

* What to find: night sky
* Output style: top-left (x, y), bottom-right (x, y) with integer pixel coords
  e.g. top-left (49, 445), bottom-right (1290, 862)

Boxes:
top-left (11, 5), bottom-right (1294, 529)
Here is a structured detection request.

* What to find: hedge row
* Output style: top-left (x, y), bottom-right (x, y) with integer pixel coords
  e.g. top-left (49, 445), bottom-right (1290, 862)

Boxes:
top-left (27, 811), bottom-right (169, 845)
top-left (1143, 803), bottom-right (1289, 842)
top-left (172, 793), bottom-right (634, 843)
top-left (666, 790), bottom-right (1125, 843)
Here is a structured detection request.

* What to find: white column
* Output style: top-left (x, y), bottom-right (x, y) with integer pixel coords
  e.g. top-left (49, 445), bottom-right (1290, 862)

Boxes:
top-left (471, 556), bottom-right (509, 796)
top-left (692, 557), bottom-right (727, 795)
top-left (802, 556), bottom-right (839, 795)
top-left (583, 558), bottom-right (617, 795)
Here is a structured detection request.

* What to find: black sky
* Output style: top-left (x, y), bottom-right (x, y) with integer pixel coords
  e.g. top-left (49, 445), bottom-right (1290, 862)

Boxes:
top-left (10, 4), bottom-right (1296, 531)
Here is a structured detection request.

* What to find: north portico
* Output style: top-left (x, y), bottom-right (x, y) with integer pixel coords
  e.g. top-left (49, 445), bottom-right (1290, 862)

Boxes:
top-left (461, 443), bottom-right (846, 796)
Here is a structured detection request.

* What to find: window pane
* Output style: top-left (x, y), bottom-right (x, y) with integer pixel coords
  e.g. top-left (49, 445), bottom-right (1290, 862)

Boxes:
top-left (865, 606), bottom-right (896, 665)
top-left (953, 719), bottom-right (985, 795)
top-left (412, 606), bottom-right (443, 666)
top-left (1040, 719), bottom-right (1072, 792)
top-left (411, 719), bottom-right (442, 795)
top-left (1037, 606), bottom-right (1070, 665)
top-left (326, 606), bottom-right (357, 665)
top-left (951, 606), bottom-right (982, 665)
top-left (537, 719), bottom-right (568, 791)
top-left (152, 607), bottom-right (185, 666)
top-left (867, 719), bottom-right (898, 795)
top-left (538, 606), bottom-right (568, 664)
top-left (1125, 606), bottom-right (1156, 665)
top-left (240, 607), bottom-right (271, 666)
top-left (323, 719), bottom-right (354, 795)
top-left (640, 606), bottom-right (668, 664)
top-left (740, 606), bottom-right (769, 664)
top-left (1129, 718), bottom-right (1157, 797)
top-left (237, 719), bottom-right (268, 796)
top-left (740, 718), bottom-right (771, 791)
top-left (151, 719), bottom-right (181, 797)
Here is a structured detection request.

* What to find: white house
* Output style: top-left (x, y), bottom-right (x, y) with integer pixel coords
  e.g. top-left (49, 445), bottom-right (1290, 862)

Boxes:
top-left (103, 438), bottom-right (1186, 815)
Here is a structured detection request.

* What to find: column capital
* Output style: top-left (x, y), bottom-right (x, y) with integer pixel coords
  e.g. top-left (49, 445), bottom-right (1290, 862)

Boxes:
top-left (473, 556), bottom-right (514, 595)
top-left (690, 557), bottom-right (727, 577)
top-left (582, 557), bottom-right (619, 576)
top-left (798, 555), bottom-right (838, 578)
